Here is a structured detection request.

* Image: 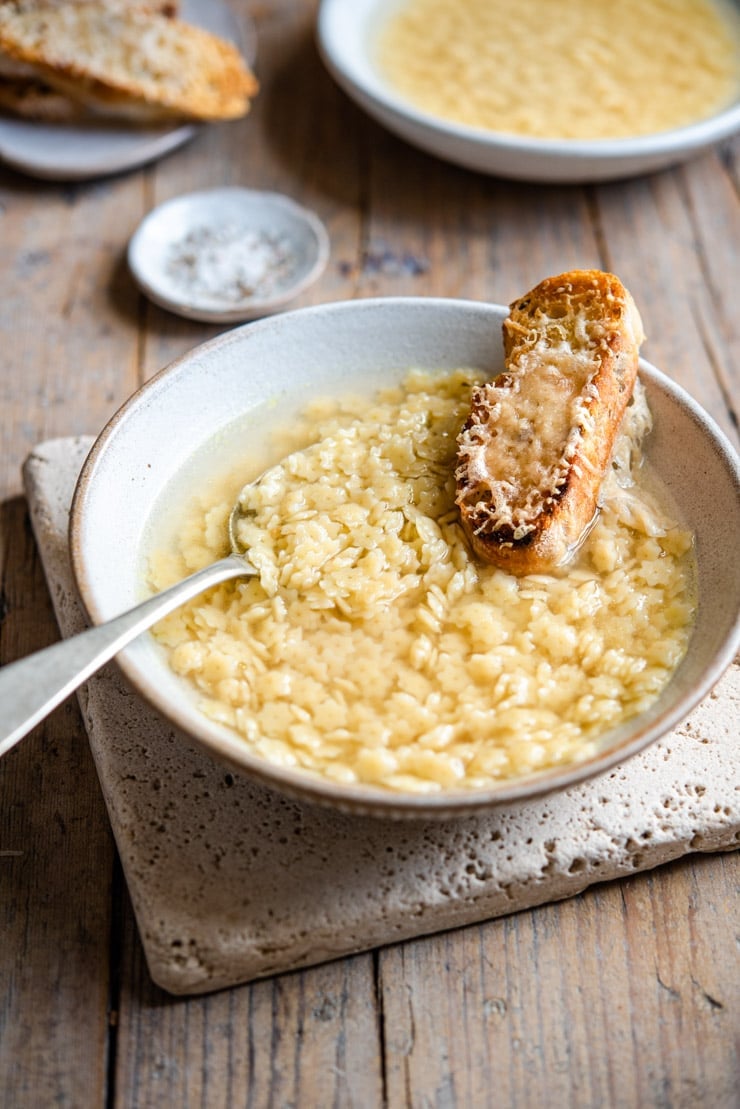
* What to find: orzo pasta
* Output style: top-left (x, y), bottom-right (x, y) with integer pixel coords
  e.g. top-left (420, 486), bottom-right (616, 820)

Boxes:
top-left (377, 0), bottom-right (740, 141)
top-left (147, 368), bottom-right (695, 794)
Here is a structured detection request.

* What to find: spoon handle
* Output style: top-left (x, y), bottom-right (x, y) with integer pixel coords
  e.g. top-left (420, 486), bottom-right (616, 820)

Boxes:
top-left (0, 555), bottom-right (249, 758)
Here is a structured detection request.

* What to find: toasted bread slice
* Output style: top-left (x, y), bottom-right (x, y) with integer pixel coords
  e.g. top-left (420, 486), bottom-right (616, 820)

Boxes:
top-left (0, 2), bottom-right (180, 123)
top-left (455, 270), bottom-right (645, 574)
top-left (0, 3), bottom-right (257, 123)
top-left (0, 2), bottom-right (179, 93)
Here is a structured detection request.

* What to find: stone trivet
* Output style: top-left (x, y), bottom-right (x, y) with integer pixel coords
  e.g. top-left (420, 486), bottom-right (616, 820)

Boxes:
top-left (23, 438), bottom-right (739, 997)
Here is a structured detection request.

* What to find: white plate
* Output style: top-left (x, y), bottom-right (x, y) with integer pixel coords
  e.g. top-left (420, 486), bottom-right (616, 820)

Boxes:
top-left (0, 0), bottom-right (256, 181)
top-left (128, 187), bottom-right (330, 322)
top-left (316, 0), bottom-right (740, 184)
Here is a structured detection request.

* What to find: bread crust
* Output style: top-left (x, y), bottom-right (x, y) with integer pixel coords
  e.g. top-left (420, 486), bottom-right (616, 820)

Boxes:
top-left (0, 74), bottom-right (93, 119)
top-left (455, 270), bottom-right (645, 574)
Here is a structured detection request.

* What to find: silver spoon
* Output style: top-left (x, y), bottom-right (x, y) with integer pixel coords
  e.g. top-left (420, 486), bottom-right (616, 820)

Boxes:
top-left (0, 486), bottom-right (260, 758)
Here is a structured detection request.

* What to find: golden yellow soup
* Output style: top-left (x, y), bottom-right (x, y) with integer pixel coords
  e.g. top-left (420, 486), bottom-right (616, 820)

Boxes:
top-left (377, 0), bottom-right (740, 140)
top-left (147, 369), bottom-right (696, 795)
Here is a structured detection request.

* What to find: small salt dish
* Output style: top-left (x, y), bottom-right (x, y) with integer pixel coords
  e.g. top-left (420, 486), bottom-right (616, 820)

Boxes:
top-left (127, 187), bottom-right (330, 323)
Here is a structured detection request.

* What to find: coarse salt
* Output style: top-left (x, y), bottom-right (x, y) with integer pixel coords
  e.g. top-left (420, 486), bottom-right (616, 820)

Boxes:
top-left (166, 223), bottom-right (297, 304)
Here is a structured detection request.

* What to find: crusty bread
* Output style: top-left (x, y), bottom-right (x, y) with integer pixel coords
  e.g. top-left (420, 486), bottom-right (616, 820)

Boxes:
top-left (455, 270), bottom-right (645, 574)
top-left (0, 0), bottom-right (177, 90)
top-left (0, 47), bottom-right (33, 79)
top-left (0, 2), bottom-right (179, 90)
top-left (0, 2), bottom-right (257, 123)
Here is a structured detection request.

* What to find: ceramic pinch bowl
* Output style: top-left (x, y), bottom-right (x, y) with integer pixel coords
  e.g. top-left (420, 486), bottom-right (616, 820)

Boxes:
top-left (69, 298), bottom-right (740, 819)
top-left (127, 187), bottom-right (330, 323)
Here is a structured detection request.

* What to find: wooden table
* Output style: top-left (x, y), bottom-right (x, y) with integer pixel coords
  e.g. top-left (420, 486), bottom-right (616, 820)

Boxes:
top-left (1, 3), bottom-right (738, 1105)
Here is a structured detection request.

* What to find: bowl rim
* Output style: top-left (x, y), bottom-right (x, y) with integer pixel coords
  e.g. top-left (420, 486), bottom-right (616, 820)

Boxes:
top-left (70, 296), bottom-right (740, 817)
top-left (316, 0), bottom-right (740, 171)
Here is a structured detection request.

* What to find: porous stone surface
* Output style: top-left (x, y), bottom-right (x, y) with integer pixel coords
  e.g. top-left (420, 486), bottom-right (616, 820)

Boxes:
top-left (23, 438), bottom-right (740, 996)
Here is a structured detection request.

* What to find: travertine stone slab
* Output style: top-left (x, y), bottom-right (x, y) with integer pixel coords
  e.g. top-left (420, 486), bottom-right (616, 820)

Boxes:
top-left (23, 438), bottom-right (739, 996)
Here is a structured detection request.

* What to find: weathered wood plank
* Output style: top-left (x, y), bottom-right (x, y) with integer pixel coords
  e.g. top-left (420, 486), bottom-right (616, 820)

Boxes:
top-left (356, 125), bottom-right (605, 306)
top-left (680, 141), bottom-right (740, 431)
top-left (0, 498), bottom-right (114, 1108)
top-left (114, 898), bottom-right (383, 1108)
top-left (379, 852), bottom-right (738, 1108)
top-left (0, 174), bottom-right (146, 497)
top-left (589, 139), bottom-right (740, 442)
top-left (0, 139), bottom-right (146, 1109)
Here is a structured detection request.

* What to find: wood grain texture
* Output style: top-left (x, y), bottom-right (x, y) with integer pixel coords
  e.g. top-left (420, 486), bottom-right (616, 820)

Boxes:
top-left (113, 885), bottom-right (383, 1108)
top-left (590, 152), bottom-right (740, 443)
top-left (0, 169), bottom-right (145, 1104)
top-left (0, 0), bottom-right (738, 1104)
top-left (0, 498), bottom-right (115, 1108)
top-left (379, 853), bottom-right (738, 1108)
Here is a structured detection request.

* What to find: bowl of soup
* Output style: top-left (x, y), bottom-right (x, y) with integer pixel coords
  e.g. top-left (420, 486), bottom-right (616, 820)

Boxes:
top-left (317, 0), bottom-right (740, 182)
top-left (70, 297), bottom-right (740, 817)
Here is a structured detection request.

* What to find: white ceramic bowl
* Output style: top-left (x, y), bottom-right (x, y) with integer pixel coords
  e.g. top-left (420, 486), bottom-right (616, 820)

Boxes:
top-left (70, 298), bottom-right (740, 817)
top-left (316, 0), bottom-right (740, 184)
top-left (128, 188), bottom-right (330, 323)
